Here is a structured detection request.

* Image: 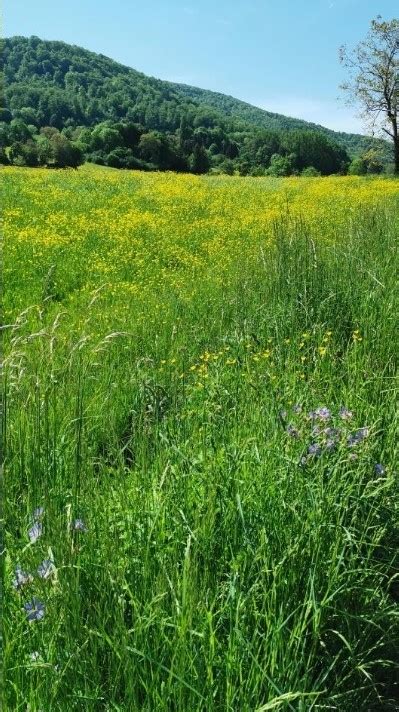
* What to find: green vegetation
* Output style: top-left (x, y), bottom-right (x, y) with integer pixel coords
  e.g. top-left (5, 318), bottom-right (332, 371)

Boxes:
top-left (1, 36), bottom-right (391, 173)
top-left (2, 166), bottom-right (399, 710)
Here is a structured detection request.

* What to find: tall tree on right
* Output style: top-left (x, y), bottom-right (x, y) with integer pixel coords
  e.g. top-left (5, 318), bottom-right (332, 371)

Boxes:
top-left (339, 17), bottom-right (399, 174)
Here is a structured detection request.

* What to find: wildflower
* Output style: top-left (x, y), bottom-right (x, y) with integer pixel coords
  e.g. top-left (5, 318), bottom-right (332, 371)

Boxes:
top-left (33, 507), bottom-right (44, 519)
top-left (28, 521), bottom-right (42, 544)
top-left (13, 566), bottom-right (33, 591)
top-left (293, 404), bottom-right (302, 413)
top-left (29, 651), bottom-right (41, 662)
top-left (24, 598), bottom-right (45, 622)
top-left (325, 439), bottom-right (336, 451)
top-left (37, 559), bottom-right (55, 580)
top-left (374, 463), bottom-right (385, 476)
top-left (324, 427), bottom-right (340, 439)
top-left (71, 518), bottom-right (87, 532)
top-left (315, 406), bottom-right (331, 421)
top-left (339, 407), bottom-right (353, 420)
top-left (318, 346), bottom-right (327, 357)
top-left (308, 442), bottom-right (322, 457)
top-left (286, 423), bottom-right (300, 438)
top-left (279, 409), bottom-right (287, 421)
top-left (347, 427), bottom-right (369, 447)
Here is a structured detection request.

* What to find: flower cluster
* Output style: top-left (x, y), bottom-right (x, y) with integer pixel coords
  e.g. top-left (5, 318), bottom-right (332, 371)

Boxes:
top-left (280, 403), bottom-right (382, 469)
top-left (12, 507), bottom-right (87, 623)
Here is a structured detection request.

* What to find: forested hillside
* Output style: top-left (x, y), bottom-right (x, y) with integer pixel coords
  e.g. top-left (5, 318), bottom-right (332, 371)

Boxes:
top-left (0, 36), bottom-right (390, 174)
top-left (170, 83), bottom-right (388, 159)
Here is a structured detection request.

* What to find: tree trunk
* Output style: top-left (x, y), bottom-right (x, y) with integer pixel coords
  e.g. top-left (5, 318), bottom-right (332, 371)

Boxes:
top-left (392, 118), bottom-right (399, 175)
top-left (394, 136), bottom-right (399, 175)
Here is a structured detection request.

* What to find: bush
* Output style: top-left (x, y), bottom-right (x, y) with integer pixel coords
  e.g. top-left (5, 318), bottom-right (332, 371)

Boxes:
top-left (87, 150), bottom-right (107, 166)
top-left (301, 166), bottom-right (321, 177)
top-left (348, 157), bottom-right (368, 175)
top-left (0, 148), bottom-right (10, 165)
top-left (266, 153), bottom-right (295, 177)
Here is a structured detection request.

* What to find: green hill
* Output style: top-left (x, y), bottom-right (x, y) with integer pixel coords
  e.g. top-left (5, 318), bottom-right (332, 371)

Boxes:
top-left (168, 82), bottom-right (383, 158)
top-left (0, 36), bottom-right (390, 173)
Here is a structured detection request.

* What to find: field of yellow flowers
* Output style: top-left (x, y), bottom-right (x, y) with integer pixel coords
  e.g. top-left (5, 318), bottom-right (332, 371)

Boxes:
top-left (2, 165), bottom-right (399, 711)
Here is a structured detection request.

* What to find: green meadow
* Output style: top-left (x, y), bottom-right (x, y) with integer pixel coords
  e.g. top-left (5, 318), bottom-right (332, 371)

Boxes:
top-left (2, 166), bottom-right (399, 711)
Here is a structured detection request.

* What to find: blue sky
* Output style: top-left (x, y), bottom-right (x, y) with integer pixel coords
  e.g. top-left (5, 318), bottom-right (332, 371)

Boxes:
top-left (5, 1), bottom-right (398, 134)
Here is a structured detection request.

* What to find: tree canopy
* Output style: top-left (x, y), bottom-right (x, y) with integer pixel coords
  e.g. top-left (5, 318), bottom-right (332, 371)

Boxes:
top-left (340, 17), bottom-right (399, 173)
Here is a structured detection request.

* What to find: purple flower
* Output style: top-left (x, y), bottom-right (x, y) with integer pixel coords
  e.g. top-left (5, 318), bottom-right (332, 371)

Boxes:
top-left (279, 409), bottom-right (288, 421)
top-left (33, 507), bottom-right (44, 519)
top-left (37, 559), bottom-right (55, 580)
top-left (325, 439), bottom-right (336, 451)
top-left (374, 463), bottom-right (385, 476)
top-left (339, 407), bottom-right (353, 421)
top-left (28, 521), bottom-right (42, 544)
top-left (71, 518), bottom-right (87, 532)
top-left (293, 404), bottom-right (302, 414)
top-left (315, 407), bottom-right (331, 421)
top-left (308, 442), bottom-right (322, 457)
top-left (13, 566), bottom-right (33, 591)
top-left (24, 598), bottom-right (45, 622)
top-left (286, 423), bottom-right (300, 438)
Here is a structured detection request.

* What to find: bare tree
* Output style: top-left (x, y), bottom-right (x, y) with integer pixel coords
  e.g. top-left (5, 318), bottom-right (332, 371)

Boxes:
top-left (339, 17), bottom-right (399, 174)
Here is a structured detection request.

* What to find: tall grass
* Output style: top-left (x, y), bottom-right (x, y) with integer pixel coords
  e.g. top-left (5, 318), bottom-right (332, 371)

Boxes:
top-left (2, 169), bottom-right (399, 710)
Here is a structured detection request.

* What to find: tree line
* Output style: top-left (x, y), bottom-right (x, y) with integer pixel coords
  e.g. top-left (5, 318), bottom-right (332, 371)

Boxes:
top-left (0, 34), bottom-right (393, 175)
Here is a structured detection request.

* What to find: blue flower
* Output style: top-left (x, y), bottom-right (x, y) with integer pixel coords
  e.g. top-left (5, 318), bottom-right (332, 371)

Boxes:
top-left (24, 598), bottom-right (45, 622)
top-left (13, 566), bottom-right (33, 590)
top-left (33, 507), bottom-right (44, 519)
top-left (37, 559), bottom-right (55, 580)
top-left (28, 521), bottom-right (42, 544)
top-left (308, 442), bottom-right (322, 457)
top-left (347, 427), bottom-right (369, 447)
top-left (315, 407), bottom-right (331, 421)
top-left (374, 463), bottom-right (385, 476)
top-left (293, 404), bottom-right (302, 414)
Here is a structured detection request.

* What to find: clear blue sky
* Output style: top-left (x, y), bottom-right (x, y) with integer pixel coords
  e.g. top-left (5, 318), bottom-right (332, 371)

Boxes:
top-left (5, 0), bottom-right (398, 134)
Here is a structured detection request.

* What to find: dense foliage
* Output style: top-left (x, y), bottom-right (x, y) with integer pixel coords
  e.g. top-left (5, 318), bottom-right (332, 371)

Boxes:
top-left (1, 36), bottom-right (390, 174)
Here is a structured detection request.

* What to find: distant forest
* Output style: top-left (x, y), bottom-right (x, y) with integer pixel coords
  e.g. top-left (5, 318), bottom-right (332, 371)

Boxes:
top-left (0, 36), bottom-right (391, 175)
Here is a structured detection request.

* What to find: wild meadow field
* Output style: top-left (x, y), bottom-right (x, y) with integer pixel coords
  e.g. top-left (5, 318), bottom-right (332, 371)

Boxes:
top-left (2, 165), bottom-right (399, 711)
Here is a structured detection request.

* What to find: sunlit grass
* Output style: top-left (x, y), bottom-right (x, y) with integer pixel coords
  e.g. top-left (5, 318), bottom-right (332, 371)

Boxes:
top-left (2, 166), bottom-right (399, 710)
